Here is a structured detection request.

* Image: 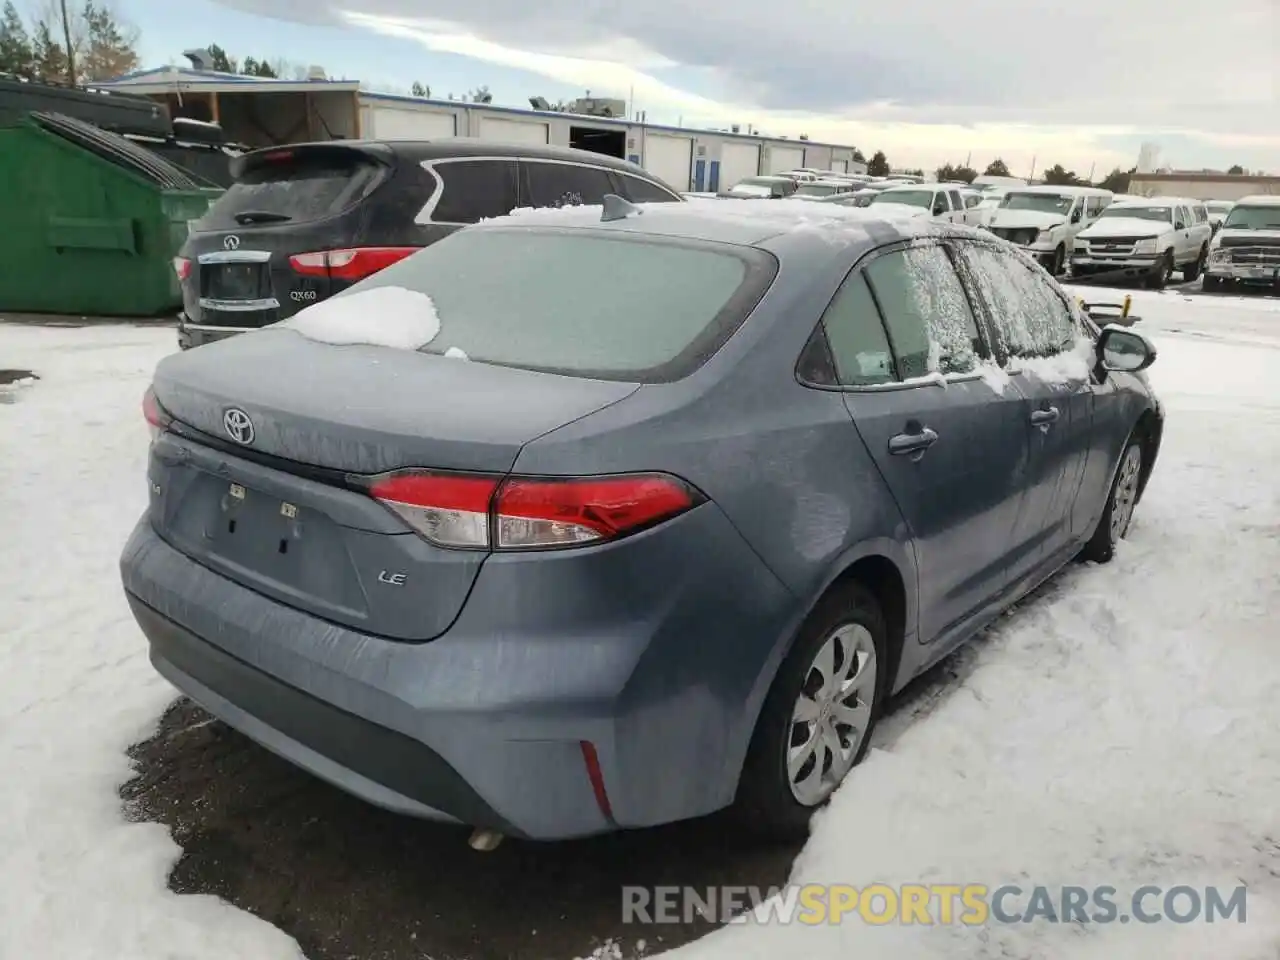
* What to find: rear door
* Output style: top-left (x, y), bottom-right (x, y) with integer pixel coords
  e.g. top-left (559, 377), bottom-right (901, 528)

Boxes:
top-left (422, 157), bottom-right (519, 224)
top-left (954, 240), bottom-right (1093, 577)
top-left (834, 241), bottom-right (1028, 643)
top-left (183, 144), bottom-right (438, 329)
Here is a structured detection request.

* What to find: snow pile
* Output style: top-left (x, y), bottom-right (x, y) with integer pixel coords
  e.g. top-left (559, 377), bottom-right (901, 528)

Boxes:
top-left (0, 325), bottom-right (303, 959)
top-left (284, 285), bottom-right (441, 349)
top-left (1009, 336), bottom-right (1095, 383)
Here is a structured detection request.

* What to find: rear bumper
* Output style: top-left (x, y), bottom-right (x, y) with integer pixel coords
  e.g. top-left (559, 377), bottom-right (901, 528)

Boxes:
top-left (120, 511), bottom-right (796, 839)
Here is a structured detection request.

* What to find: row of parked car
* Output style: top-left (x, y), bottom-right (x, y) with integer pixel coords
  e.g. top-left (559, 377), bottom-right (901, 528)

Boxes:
top-left (709, 168), bottom-right (1280, 292)
top-left (137, 134), bottom-right (1165, 848)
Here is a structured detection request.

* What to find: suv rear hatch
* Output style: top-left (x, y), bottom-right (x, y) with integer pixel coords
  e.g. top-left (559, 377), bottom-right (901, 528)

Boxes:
top-left (177, 142), bottom-right (429, 332)
top-left (148, 328), bottom-right (639, 641)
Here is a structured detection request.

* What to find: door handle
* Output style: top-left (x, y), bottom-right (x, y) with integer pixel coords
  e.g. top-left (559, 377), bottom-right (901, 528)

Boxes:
top-left (888, 426), bottom-right (939, 458)
top-left (1030, 406), bottom-right (1060, 428)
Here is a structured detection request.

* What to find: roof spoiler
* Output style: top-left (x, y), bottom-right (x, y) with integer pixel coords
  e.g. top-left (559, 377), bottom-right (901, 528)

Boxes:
top-left (230, 141), bottom-right (395, 180)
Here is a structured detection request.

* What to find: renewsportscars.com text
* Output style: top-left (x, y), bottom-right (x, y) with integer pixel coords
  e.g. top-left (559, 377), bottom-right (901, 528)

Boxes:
top-left (622, 883), bottom-right (1248, 926)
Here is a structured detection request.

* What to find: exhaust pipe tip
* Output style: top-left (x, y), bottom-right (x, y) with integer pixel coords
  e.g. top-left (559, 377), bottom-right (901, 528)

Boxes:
top-left (468, 828), bottom-right (504, 852)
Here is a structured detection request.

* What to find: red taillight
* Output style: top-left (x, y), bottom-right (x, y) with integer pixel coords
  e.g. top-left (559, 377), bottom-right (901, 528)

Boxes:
top-left (261, 150), bottom-right (295, 162)
top-left (288, 247), bottom-right (419, 282)
top-left (496, 474), bottom-right (699, 548)
top-left (363, 470), bottom-right (702, 550)
top-left (142, 386), bottom-right (171, 441)
top-left (173, 257), bottom-right (191, 281)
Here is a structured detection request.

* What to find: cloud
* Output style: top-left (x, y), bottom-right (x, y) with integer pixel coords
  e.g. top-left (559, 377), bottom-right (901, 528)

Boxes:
top-left (210, 0), bottom-right (1280, 171)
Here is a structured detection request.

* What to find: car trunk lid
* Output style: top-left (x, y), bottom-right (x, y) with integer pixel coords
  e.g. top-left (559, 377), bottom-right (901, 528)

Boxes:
top-left (147, 330), bottom-right (639, 639)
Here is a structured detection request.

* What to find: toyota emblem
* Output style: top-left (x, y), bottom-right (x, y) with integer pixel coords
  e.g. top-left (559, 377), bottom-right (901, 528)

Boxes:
top-left (223, 235), bottom-right (241, 251)
top-left (222, 407), bottom-right (255, 445)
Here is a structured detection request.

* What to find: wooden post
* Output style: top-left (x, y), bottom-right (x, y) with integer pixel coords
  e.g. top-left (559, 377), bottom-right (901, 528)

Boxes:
top-left (209, 92), bottom-right (220, 124)
top-left (352, 90), bottom-right (361, 139)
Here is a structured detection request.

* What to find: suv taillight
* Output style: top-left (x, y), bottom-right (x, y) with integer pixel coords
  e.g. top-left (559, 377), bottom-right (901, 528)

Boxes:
top-left (289, 247), bottom-right (419, 282)
top-left (362, 470), bottom-right (704, 550)
top-left (142, 386), bottom-right (171, 441)
top-left (173, 257), bottom-right (191, 281)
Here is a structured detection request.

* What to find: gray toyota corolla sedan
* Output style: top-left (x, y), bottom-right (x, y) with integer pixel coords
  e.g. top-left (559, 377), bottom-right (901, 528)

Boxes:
top-left (121, 199), bottom-right (1163, 842)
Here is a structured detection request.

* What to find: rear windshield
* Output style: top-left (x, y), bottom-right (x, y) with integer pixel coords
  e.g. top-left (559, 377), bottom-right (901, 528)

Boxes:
top-left (197, 151), bottom-right (384, 229)
top-left (348, 227), bottom-right (777, 382)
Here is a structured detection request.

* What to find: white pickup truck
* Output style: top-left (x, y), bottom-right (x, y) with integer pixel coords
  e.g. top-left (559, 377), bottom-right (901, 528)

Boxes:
top-left (1071, 196), bottom-right (1214, 289)
top-left (1203, 195), bottom-right (1280, 290)
top-left (866, 184), bottom-right (985, 226)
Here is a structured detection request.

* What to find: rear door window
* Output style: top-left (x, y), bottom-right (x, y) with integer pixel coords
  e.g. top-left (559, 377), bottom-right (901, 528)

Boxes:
top-left (199, 151), bottom-right (382, 228)
top-left (348, 228), bottom-right (776, 382)
top-left (616, 174), bottom-right (682, 203)
top-left (430, 159), bottom-right (518, 223)
top-left (863, 244), bottom-right (983, 377)
top-left (523, 161), bottom-right (615, 207)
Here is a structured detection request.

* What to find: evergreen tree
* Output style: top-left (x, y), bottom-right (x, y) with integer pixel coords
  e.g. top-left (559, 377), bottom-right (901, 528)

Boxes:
top-left (0, 1), bottom-right (34, 78)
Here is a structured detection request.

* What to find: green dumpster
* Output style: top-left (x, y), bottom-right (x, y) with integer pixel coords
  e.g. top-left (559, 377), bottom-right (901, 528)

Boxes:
top-left (0, 111), bottom-right (222, 317)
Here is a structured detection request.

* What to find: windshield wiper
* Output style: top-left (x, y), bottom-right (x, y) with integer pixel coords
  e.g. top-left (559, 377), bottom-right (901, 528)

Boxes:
top-left (232, 210), bottom-right (293, 225)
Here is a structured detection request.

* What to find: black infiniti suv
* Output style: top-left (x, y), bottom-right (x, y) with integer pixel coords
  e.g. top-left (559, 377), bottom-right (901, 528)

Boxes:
top-left (174, 139), bottom-right (685, 349)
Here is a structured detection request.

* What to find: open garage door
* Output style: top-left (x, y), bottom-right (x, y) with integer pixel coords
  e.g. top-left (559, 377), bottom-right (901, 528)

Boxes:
top-left (719, 141), bottom-right (760, 190)
top-left (478, 116), bottom-right (549, 144)
top-left (767, 144), bottom-right (805, 173)
top-left (643, 133), bottom-right (693, 191)
top-left (368, 106), bottom-right (456, 139)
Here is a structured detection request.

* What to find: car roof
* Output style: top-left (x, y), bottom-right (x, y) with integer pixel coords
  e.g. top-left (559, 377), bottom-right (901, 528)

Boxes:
top-left (469, 199), bottom-right (972, 254)
top-left (1007, 184), bottom-right (1110, 196)
top-left (1133, 195), bottom-right (1199, 206)
top-left (240, 138), bottom-right (659, 176)
top-left (1237, 194), bottom-right (1280, 206)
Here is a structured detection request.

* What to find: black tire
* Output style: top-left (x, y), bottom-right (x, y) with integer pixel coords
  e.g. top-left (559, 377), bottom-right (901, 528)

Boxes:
top-left (736, 583), bottom-right (887, 838)
top-left (1183, 245), bottom-right (1207, 282)
top-left (1050, 244), bottom-right (1066, 277)
top-left (1145, 251), bottom-right (1174, 290)
top-left (1081, 436), bottom-right (1144, 564)
top-left (1202, 274), bottom-right (1222, 292)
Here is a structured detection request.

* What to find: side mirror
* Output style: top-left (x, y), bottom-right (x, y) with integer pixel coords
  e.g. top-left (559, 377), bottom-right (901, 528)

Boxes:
top-left (1097, 325), bottom-right (1156, 373)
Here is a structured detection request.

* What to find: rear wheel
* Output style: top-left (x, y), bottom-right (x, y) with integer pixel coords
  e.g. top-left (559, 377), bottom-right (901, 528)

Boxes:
top-left (737, 584), bottom-right (886, 838)
top-left (1183, 245), bottom-right (1207, 281)
top-left (1145, 251), bottom-right (1174, 290)
top-left (1082, 439), bottom-right (1144, 564)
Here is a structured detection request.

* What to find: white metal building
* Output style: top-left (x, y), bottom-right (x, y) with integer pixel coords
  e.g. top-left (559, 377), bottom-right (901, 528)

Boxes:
top-left (95, 66), bottom-right (866, 192)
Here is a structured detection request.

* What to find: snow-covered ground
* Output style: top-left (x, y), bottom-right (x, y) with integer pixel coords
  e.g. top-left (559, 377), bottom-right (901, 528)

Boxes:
top-left (2, 288), bottom-right (1278, 960)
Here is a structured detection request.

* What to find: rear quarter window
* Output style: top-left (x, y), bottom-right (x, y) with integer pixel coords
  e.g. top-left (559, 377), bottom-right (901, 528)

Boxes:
top-left (343, 227), bottom-right (777, 382)
top-left (198, 152), bottom-right (383, 229)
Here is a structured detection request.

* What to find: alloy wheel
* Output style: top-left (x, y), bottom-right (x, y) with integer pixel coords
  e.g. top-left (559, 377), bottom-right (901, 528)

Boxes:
top-left (786, 623), bottom-right (878, 806)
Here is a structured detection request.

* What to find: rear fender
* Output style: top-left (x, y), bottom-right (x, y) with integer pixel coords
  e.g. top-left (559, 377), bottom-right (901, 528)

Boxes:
top-left (723, 536), bottom-right (918, 791)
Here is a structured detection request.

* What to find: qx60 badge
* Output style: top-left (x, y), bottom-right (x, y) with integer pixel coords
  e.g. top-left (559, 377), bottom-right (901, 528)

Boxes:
top-left (223, 407), bottom-right (255, 445)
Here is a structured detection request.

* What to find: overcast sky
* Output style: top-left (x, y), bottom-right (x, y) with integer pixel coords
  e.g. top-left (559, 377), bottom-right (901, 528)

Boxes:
top-left (127, 0), bottom-right (1279, 174)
